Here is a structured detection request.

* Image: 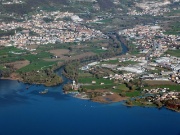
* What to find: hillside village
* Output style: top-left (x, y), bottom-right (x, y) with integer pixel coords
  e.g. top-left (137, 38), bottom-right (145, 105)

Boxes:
top-left (0, 11), bottom-right (107, 50)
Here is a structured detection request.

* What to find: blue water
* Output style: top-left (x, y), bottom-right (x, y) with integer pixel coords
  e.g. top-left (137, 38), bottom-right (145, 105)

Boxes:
top-left (0, 78), bottom-right (180, 135)
top-left (0, 44), bottom-right (180, 135)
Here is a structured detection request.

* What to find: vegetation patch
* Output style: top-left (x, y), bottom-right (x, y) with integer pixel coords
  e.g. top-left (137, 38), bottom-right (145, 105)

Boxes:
top-left (164, 22), bottom-right (180, 35)
top-left (126, 91), bottom-right (141, 97)
top-left (144, 84), bottom-right (180, 91)
top-left (101, 59), bottom-right (119, 64)
top-left (17, 60), bottom-right (55, 72)
top-left (49, 49), bottom-right (70, 57)
top-left (0, 65), bottom-right (5, 70)
top-left (165, 49), bottom-right (180, 57)
top-left (144, 80), bottom-right (177, 86)
top-left (112, 84), bottom-right (129, 93)
top-left (5, 60), bottom-right (30, 70)
top-left (0, 46), bottom-right (24, 56)
top-left (78, 77), bottom-right (113, 84)
top-left (20, 70), bottom-right (63, 86)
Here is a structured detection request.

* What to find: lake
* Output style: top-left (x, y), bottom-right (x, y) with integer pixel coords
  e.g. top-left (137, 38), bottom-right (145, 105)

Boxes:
top-left (0, 78), bottom-right (180, 135)
top-left (0, 41), bottom-right (180, 135)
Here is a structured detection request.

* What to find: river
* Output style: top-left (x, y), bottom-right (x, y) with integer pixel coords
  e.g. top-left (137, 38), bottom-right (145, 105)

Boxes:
top-left (0, 42), bottom-right (180, 135)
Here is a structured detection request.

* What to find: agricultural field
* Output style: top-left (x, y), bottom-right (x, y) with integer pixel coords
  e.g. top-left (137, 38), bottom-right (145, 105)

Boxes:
top-left (100, 59), bottom-right (119, 64)
top-left (144, 80), bottom-right (177, 86)
top-left (125, 91), bottom-right (141, 97)
top-left (78, 72), bottom-right (93, 78)
top-left (0, 46), bottom-right (27, 64)
top-left (49, 49), bottom-right (70, 57)
top-left (0, 46), bottom-right (24, 55)
top-left (164, 22), bottom-right (180, 35)
top-left (78, 77), bottom-right (113, 84)
top-left (0, 65), bottom-right (5, 70)
top-left (5, 60), bottom-right (30, 70)
top-left (112, 84), bottom-right (129, 93)
top-left (165, 49), bottom-right (180, 57)
top-left (17, 60), bottom-right (55, 72)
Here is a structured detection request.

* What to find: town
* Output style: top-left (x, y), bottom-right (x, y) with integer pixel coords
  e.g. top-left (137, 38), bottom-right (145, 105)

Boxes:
top-left (0, 0), bottom-right (179, 112)
top-left (65, 23), bottom-right (180, 111)
top-left (1, 0), bottom-right (180, 135)
top-left (0, 10), bottom-right (107, 50)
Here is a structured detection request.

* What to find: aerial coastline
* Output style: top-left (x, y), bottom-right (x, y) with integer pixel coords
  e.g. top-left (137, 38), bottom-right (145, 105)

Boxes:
top-left (1, 1), bottom-right (180, 135)
top-left (0, 0), bottom-right (180, 112)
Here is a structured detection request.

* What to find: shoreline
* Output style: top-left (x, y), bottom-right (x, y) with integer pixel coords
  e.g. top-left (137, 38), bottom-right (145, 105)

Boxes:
top-left (0, 68), bottom-right (64, 87)
top-left (91, 94), bottom-right (128, 103)
top-left (0, 77), bottom-right (20, 81)
top-left (0, 76), bottom-right (63, 86)
top-left (1, 75), bottom-right (180, 112)
top-left (125, 101), bottom-right (180, 112)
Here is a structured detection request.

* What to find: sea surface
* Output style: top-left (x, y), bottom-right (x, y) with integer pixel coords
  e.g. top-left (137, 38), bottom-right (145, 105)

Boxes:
top-left (0, 40), bottom-right (180, 135)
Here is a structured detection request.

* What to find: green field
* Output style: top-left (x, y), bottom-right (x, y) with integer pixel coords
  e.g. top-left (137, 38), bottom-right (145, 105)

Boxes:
top-left (36, 43), bottom-right (73, 52)
top-left (79, 77), bottom-right (113, 84)
top-left (0, 46), bottom-right (24, 55)
top-left (101, 59), bottom-right (119, 64)
top-left (79, 77), bottom-right (131, 92)
top-left (117, 84), bottom-right (129, 90)
top-left (0, 65), bottom-right (5, 70)
top-left (165, 49), bottom-right (180, 57)
top-left (11, 50), bottom-right (54, 72)
top-left (78, 72), bottom-right (93, 78)
top-left (165, 9), bottom-right (180, 16)
top-left (17, 60), bottom-right (55, 72)
top-left (79, 76), bottom-right (115, 90)
top-left (24, 52), bottom-right (52, 61)
top-left (126, 91), bottom-right (141, 97)
top-left (83, 84), bottom-right (115, 90)
top-left (96, 19), bottom-right (112, 24)
top-left (158, 85), bottom-right (180, 91)
top-left (0, 55), bottom-right (23, 63)
top-left (164, 22), bottom-right (180, 35)
top-left (144, 85), bottom-right (180, 91)
top-left (91, 49), bottom-right (107, 54)
top-left (17, 52), bottom-right (55, 72)
top-left (127, 43), bottom-right (140, 55)
top-left (112, 84), bottom-right (129, 93)
top-left (0, 46), bottom-right (27, 63)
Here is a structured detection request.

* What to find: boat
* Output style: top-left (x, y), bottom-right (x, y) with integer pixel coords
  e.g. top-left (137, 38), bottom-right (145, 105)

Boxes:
top-left (39, 89), bottom-right (48, 94)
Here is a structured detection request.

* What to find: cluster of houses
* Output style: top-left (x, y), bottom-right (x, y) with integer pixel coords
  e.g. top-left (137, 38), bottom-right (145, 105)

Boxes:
top-left (119, 25), bottom-right (179, 57)
top-left (107, 73), bottom-right (136, 82)
top-left (1, 0), bottom-right (24, 5)
top-left (170, 72), bottom-right (180, 84)
top-left (80, 53), bottom-right (179, 80)
top-left (118, 23), bottom-right (180, 82)
top-left (127, 0), bottom-right (172, 16)
top-left (0, 11), bottom-right (107, 49)
top-left (143, 88), bottom-right (180, 102)
top-left (155, 56), bottom-right (180, 70)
